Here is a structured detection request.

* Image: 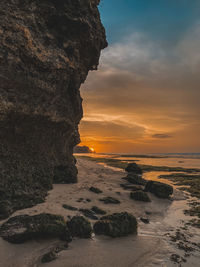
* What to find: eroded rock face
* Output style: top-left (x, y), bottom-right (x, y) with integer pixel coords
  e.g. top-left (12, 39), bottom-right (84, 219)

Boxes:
top-left (0, 0), bottom-right (107, 218)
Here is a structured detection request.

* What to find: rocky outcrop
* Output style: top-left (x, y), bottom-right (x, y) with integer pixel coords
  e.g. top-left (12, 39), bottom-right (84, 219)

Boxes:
top-left (122, 173), bottom-right (147, 185)
top-left (93, 212), bottom-right (137, 237)
top-left (0, 0), bottom-right (107, 218)
top-left (130, 190), bottom-right (151, 202)
top-left (125, 163), bottom-right (143, 175)
top-left (0, 213), bottom-right (71, 244)
top-left (67, 216), bottom-right (92, 238)
top-left (145, 181), bottom-right (173, 198)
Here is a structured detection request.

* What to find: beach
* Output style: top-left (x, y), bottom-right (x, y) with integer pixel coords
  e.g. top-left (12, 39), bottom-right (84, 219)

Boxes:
top-left (0, 156), bottom-right (200, 267)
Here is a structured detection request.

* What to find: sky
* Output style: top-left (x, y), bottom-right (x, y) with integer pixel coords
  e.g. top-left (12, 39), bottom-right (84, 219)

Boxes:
top-left (79, 0), bottom-right (200, 153)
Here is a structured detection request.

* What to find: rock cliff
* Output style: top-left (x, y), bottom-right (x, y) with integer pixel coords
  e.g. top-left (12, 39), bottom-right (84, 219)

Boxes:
top-left (0, 0), bottom-right (107, 219)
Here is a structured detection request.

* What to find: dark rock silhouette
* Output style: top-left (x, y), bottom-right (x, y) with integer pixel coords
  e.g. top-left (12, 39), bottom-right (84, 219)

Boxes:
top-left (94, 212), bottom-right (137, 237)
top-left (74, 145), bottom-right (94, 153)
top-left (130, 190), bottom-right (151, 202)
top-left (67, 216), bottom-right (92, 238)
top-left (122, 173), bottom-right (147, 185)
top-left (120, 183), bottom-right (143, 191)
top-left (89, 186), bottom-right (103, 194)
top-left (125, 163), bottom-right (143, 175)
top-left (99, 196), bottom-right (121, 204)
top-left (0, 0), bottom-right (107, 218)
top-left (0, 213), bottom-right (71, 244)
top-left (91, 206), bottom-right (107, 215)
top-left (145, 181), bottom-right (173, 198)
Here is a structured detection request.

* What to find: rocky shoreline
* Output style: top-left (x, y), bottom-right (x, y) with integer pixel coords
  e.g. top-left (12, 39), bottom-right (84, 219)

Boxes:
top-left (1, 158), bottom-right (199, 266)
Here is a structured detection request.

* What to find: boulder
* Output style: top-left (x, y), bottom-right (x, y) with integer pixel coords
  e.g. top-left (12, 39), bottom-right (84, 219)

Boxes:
top-left (145, 181), bottom-right (173, 198)
top-left (130, 191), bottom-right (151, 202)
top-left (67, 216), bottom-right (92, 238)
top-left (125, 163), bottom-right (143, 175)
top-left (93, 212), bottom-right (137, 237)
top-left (0, 213), bottom-right (71, 244)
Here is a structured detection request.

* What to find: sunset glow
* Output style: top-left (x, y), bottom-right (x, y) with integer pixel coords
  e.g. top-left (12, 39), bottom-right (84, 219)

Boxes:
top-left (79, 1), bottom-right (200, 154)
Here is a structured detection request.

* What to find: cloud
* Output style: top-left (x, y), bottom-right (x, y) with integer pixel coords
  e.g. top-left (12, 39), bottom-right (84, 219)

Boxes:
top-left (80, 22), bottom-right (200, 152)
top-left (80, 120), bottom-right (146, 141)
top-left (151, 134), bottom-right (172, 139)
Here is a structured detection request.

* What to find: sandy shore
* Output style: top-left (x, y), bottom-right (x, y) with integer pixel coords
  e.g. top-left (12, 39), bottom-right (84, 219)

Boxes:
top-left (0, 158), bottom-right (199, 267)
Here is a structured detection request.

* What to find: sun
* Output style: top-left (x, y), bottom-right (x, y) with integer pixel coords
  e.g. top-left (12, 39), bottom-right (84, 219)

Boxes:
top-left (90, 147), bottom-right (95, 153)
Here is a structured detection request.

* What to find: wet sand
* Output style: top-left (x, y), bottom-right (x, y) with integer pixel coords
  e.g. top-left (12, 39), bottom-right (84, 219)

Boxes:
top-left (0, 158), bottom-right (199, 267)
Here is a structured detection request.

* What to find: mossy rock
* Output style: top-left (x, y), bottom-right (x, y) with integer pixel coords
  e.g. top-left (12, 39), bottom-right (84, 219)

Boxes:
top-left (67, 216), bottom-right (92, 238)
top-left (130, 191), bottom-right (151, 202)
top-left (145, 180), bottom-right (173, 198)
top-left (93, 212), bottom-right (137, 238)
top-left (125, 163), bottom-right (143, 175)
top-left (0, 213), bottom-right (71, 244)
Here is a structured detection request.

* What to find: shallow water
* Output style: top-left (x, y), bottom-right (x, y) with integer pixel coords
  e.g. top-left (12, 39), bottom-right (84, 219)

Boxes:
top-left (76, 152), bottom-right (200, 169)
top-left (1, 156), bottom-right (200, 267)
